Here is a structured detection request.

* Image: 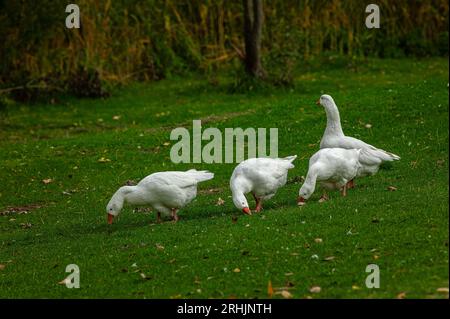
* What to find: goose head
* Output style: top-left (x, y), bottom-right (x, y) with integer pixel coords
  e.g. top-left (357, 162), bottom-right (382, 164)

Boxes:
top-left (232, 191), bottom-right (251, 215)
top-left (297, 183), bottom-right (314, 206)
top-left (106, 187), bottom-right (126, 224)
top-left (316, 94), bottom-right (336, 108)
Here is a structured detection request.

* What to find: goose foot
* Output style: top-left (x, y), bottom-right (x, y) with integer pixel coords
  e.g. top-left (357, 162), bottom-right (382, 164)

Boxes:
top-left (318, 193), bottom-right (329, 203)
top-left (171, 209), bottom-right (180, 222)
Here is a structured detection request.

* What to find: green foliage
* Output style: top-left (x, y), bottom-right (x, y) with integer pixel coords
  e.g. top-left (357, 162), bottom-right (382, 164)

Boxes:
top-left (0, 1), bottom-right (448, 99)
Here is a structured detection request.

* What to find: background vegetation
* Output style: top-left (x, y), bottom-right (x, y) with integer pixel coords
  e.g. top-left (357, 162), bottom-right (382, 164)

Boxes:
top-left (0, 0), bottom-right (448, 100)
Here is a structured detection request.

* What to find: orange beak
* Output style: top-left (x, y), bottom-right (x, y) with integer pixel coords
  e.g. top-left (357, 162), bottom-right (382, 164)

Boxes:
top-left (316, 99), bottom-right (320, 106)
top-left (242, 207), bottom-right (251, 215)
top-left (107, 213), bottom-right (114, 224)
top-left (297, 196), bottom-right (306, 206)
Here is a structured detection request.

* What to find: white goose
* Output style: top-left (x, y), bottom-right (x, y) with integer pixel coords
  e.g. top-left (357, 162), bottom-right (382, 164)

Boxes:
top-left (297, 148), bottom-right (382, 205)
top-left (106, 169), bottom-right (214, 224)
top-left (317, 94), bottom-right (400, 187)
top-left (230, 156), bottom-right (297, 215)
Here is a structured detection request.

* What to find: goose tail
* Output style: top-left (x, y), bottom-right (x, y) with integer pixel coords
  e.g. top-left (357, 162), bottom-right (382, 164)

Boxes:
top-left (186, 169), bottom-right (215, 183)
top-left (282, 155), bottom-right (297, 169)
top-left (368, 147), bottom-right (400, 162)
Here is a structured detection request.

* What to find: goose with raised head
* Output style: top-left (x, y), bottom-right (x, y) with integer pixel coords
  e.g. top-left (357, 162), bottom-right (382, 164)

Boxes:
top-left (317, 94), bottom-right (400, 187)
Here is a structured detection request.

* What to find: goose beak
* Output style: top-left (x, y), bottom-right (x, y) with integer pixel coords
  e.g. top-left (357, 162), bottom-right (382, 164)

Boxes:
top-left (242, 207), bottom-right (251, 215)
top-left (297, 196), bottom-right (306, 206)
top-left (315, 99), bottom-right (320, 106)
top-left (107, 213), bottom-right (114, 224)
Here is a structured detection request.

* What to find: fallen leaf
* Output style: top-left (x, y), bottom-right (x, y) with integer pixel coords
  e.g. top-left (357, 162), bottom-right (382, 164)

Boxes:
top-left (280, 290), bottom-right (293, 299)
top-left (162, 142), bottom-right (170, 146)
top-left (309, 286), bottom-right (321, 293)
top-left (387, 186), bottom-right (398, 191)
top-left (0, 264), bottom-right (5, 270)
top-left (124, 180), bottom-right (137, 186)
top-left (140, 272), bottom-right (149, 280)
top-left (314, 238), bottom-right (323, 243)
top-left (112, 115), bottom-right (121, 120)
top-left (396, 292), bottom-right (406, 299)
top-left (323, 256), bottom-right (335, 261)
top-left (98, 157), bottom-right (111, 163)
top-left (20, 222), bottom-right (32, 229)
top-left (436, 287), bottom-right (449, 293)
top-left (285, 272), bottom-right (294, 276)
top-left (267, 280), bottom-right (273, 298)
top-left (373, 255), bottom-right (380, 260)
top-left (155, 243), bottom-right (165, 250)
top-left (42, 178), bottom-right (53, 184)
top-left (233, 268), bottom-right (241, 273)
top-left (365, 123), bottom-right (372, 129)
top-left (352, 285), bottom-right (361, 290)
top-left (216, 197), bottom-right (225, 206)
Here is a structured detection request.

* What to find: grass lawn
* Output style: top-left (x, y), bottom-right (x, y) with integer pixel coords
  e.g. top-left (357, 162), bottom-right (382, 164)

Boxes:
top-left (0, 57), bottom-right (448, 299)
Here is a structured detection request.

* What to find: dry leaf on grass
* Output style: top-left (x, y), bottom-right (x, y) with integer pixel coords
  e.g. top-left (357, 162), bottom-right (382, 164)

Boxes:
top-left (436, 287), bottom-right (449, 293)
top-left (396, 292), bottom-right (406, 299)
top-left (140, 273), bottom-right (151, 280)
top-left (20, 223), bottom-right (32, 229)
top-left (280, 290), bottom-right (293, 299)
top-left (97, 157), bottom-right (111, 163)
top-left (323, 256), bottom-right (335, 261)
top-left (0, 264), bottom-right (5, 270)
top-left (233, 268), bottom-right (241, 273)
top-left (42, 178), bottom-right (53, 184)
top-left (314, 238), bottom-right (323, 243)
top-left (268, 280), bottom-right (273, 298)
top-left (112, 115), bottom-right (121, 120)
top-left (155, 243), bottom-right (165, 250)
top-left (216, 197), bottom-right (225, 206)
top-left (309, 286), bottom-right (321, 293)
top-left (387, 186), bottom-right (398, 191)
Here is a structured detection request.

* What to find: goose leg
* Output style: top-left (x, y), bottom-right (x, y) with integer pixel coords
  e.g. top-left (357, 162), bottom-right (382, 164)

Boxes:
top-left (318, 191), bottom-right (329, 203)
top-left (347, 179), bottom-right (355, 189)
top-left (156, 212), bottom-right (162, 223)
top-left (341, 184), bottom-right (348, 197)
top-left (171, 208), bottom-right (180, 222)
top-left (252, 193), bottom-right (263, 212)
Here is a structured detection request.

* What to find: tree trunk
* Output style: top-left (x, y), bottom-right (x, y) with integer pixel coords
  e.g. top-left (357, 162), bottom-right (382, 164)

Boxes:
top-left (243, 0), bottom-right (266, 78)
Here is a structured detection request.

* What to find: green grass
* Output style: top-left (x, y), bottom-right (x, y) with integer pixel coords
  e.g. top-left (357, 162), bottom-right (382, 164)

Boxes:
top-left (0, 58), bottom-right (448, 299)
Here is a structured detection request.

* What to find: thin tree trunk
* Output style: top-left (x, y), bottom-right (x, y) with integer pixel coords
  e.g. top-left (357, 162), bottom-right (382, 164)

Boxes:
top-left (243, 0), bottom-right (266, 78)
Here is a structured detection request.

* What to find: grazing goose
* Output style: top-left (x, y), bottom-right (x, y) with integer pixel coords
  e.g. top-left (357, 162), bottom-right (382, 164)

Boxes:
top-left (230, 156), bottom-right (297, 215)
top-left (106, 169), bottom-right (214, 224)
top-left (317, 94), bottom-right (400, 187)
top-left (297, 148), bottom-right (383, 205)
